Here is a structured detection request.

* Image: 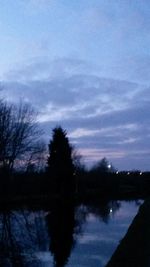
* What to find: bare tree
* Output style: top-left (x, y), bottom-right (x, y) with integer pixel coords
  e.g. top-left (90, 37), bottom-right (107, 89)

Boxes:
top-left (25, 141), bottom-right (46, 173)
top-left (0, 100), bottom-right (45, 172)
top-left (0, 100), bottom-right (12, 168)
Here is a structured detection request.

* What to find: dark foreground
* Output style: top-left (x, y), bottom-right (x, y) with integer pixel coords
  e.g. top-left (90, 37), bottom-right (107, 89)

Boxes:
top-left (106, 198), bottom-right (150, 267)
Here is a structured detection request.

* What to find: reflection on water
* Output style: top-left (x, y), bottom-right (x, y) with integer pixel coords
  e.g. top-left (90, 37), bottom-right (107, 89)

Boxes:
top-left (0, 209), bottom-right (49, 266)
top-left (0, 199), bottom-right (142, 267)
top-left (47, 201), bottom-right (78, 267)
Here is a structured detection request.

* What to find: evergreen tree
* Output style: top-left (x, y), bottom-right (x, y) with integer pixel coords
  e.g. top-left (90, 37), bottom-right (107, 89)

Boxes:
top-left (47, 127), bottom-right (74, 195)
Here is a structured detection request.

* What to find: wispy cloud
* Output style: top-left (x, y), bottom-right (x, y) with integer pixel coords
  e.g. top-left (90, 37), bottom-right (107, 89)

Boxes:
top-left (1, 57), bottom-right (150, 170)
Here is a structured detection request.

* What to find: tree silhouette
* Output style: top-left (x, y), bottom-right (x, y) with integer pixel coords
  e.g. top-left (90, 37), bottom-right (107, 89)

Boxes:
top-left (47, 127), bottom-right (75, 195)
top-left (0, 100), bottom-right (44, 173)
top-left (92, 157), bottom-right (115, 173)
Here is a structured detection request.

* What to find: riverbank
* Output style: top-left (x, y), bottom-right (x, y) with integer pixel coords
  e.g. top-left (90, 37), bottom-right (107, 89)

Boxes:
top-left (106, 198), bottom-right (150, 267)
top-left (0, 191), bottom-right (145, 210)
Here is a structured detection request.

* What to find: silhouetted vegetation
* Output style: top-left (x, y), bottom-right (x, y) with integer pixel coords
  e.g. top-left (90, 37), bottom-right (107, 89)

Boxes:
top-left (0, 99), bottom-right (45, 174)
top-left (47, 126), bottom-right (75, 196)
top-left (0, 99), bottom-right (150, 204)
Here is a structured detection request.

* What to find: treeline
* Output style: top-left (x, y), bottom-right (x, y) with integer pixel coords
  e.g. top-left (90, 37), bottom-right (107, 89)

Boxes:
top-left (1, 165), bottom-right (150, 201)
top-left (0, 99), bottom-right (150, 201)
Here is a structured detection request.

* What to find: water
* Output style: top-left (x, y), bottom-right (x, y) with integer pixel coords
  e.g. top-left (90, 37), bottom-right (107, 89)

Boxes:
top-left (0, 199), bottom-right (143, 267)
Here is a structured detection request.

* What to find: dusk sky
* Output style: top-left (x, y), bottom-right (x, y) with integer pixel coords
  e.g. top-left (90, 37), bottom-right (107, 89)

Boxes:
top-left (0, 0), bottom-right (150, 170)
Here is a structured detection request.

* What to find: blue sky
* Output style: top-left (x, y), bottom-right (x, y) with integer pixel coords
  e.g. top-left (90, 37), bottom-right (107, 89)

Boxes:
top-left (1, 0), bottom-right (150, 170)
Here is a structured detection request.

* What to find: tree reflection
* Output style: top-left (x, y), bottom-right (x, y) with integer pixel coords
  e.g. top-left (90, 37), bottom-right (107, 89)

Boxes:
top-left (46, 199), bottom-right (87, 267)
top-left (0, 209), bottom-right (48, 267)
top-left (0, 203), bottom-right (87, 267)
top-left (0, 199), bottom-right (122, 267)
top-left (46, 198), bottom-right (121, 267)
top-left (0, 211), bottom-right (25, 267)
top-left (85, 199), bottom-right (121, 223)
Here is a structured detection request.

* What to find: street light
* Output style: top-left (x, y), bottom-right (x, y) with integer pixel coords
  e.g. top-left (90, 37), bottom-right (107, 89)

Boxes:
top-left (108, 164), bottom-right (111, 169)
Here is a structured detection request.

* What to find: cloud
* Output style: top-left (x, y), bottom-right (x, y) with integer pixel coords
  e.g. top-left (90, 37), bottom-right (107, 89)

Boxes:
top-left (69, 128), bottom-right (100, 139)
top-left (2, 72), bottom-right (139, 124)
top-left (4, 57), bottom-right (96, 82)
top-left (1, 57), bottom-right (150, 170)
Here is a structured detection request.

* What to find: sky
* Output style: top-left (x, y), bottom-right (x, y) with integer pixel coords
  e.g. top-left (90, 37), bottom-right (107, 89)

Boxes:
top-left (0, 0), bottom-right (150, 170)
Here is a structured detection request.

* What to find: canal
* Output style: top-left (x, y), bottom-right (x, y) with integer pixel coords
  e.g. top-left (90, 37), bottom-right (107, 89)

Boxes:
top-left (0, 199), bottom-right (143, 267)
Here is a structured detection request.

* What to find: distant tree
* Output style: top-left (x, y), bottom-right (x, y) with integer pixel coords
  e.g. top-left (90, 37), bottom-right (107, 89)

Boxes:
top-left (47, 127), bottom-right (75, 195)
top-left (91, 157), bottom-right (108, 173)
top-left (92, 157), bottom-right (115, 173)
top-left (0, 100), bottom-right (44, 173)
top-left (72, 150), bottom-right (86, 193)
top-left (72, 149), bottom-right (85, 175)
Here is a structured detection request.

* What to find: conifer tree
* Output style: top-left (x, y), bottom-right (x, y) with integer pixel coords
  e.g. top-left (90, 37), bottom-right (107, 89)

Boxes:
top-left (47, 127), bottom-right (74, 195)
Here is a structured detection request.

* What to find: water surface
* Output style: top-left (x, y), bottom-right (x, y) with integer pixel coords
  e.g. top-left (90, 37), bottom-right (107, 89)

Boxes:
top-left (0, 199), bottom-right (142, 267)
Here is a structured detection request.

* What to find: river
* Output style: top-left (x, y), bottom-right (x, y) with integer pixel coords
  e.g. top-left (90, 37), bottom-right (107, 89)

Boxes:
top-left (0, 199), bottom-right (143, 267)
